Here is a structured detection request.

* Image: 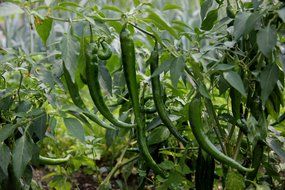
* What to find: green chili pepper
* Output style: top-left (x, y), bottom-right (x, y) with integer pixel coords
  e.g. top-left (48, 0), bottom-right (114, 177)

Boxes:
top-left (120, 24), bottom-right (166, 177)
top-left (98, 41), bottom-right (112, 60)
top-left (149, 41), bottom-right (188, 145)
top-left (85, 44), bottom-right (135, 129)
top-left (38, 155), bottom-right (71, 165)
top-left (188, 97), bottom-right (253, 172)
top-left (63, 62), bottom-right (115, 130)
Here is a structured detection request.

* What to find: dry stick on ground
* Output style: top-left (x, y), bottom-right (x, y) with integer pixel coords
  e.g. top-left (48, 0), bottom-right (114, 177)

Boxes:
top-left (99, 147), bottom-right (139, 189)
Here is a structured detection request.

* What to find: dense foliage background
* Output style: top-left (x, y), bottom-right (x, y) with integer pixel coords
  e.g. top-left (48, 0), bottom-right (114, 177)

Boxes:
top-left (0, 0), bottom-right (285, 189)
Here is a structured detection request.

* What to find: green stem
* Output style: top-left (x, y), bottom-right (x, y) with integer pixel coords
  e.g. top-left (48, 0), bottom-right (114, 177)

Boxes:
top-left (233, 129), bottom-right (243, 160)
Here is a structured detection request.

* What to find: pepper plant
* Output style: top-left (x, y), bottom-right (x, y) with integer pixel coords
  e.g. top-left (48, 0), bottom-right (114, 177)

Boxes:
top-left (0, 0), bottom-right (285, 189)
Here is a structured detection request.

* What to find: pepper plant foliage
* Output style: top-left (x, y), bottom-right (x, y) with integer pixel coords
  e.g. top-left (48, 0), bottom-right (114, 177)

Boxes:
top-left (0, 0), bottom-right (285, 189)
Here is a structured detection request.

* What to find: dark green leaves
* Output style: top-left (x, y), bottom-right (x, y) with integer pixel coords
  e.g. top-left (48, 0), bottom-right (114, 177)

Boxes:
top-left (0, 124), bottom-right (19, 142)
top-left (234, 12), bottom-right (251, 40)
top-left (60, 32), bottom-right (80, 83)
top-left (201, 9), bottom-right (218, 31)
top-left (0, 143), bottom-right (10, 177)
top-left (223, 71), bottom-right (246, 96)
top-left (260, 64), bottom-right (279, 105)
top-left (12, 135), bottom-right (36, 179)
top-left (170, 56), bottom-right (185, 88)
top-left (34, 17), bottom-right (53, 46)
top-left (257, 26), bottom-right (277, 57)
top-left (64, 118), bottom-right (85, 141)
top-left (148, 126), bottom-right (170, 145)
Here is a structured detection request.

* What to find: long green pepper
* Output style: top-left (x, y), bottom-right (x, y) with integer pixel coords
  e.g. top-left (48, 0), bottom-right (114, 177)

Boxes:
top-left (63, 62), bottom-right (115, 130)
top-left (85, 45), bottom-right (135, 129)
top-left (188, 97), bottom-right (253, 172)
top-left (120, 24), bottom-right (166, 177)
top-left (149, 41), bottom-right (188, 145)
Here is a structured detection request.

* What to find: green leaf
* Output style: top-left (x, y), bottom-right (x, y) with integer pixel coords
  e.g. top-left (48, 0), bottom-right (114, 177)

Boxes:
top-left (151, 57), bottom-right (172, 77)
top-left (133, 0), bottom-right (140, 6)
top-left (201, 9), bottom-right (218, 31)
top-left (0, 94), bottom-right (13, 111)
top-left (225, 170), bottom-right (245, 190)
top-left (0, 143), bottom-right (10, 176)
top-left (234, 12), bottom-right (251, 40)
top-left (145, 9), bottom-right (178, 38)
top-left (147, 126), bottom-right (170, 145)
top-left (198, 82), bottom-right (211, 99)
top-left (200, 0), bottom-right (213, 20)
top-left (260, 64), bottom-right (279, 105)
top-left (278, 7), bottom-right (285, 22)
top-left (163, 3), bottom-right (182, 11)
top-left (244, 13), bottom-right (262, 35)
top-left (60, 32), bottom-right (80, 83)
top-left (64, 118), bottom-right (85, 141)
top-left (28, 112), bottom-right (47, 141)
top-left (266, 137), bottom-right (285, 161)
top-left (0, 2), bottom-right (24, 17)
top-left (0, 124), bottom-right (19, 142)
top-left (223, 71), bottom-right (246, 96)
top-left (12, 135), bottom-right (35, 179)
top-left (34, 16), bottom-right (53, 46)
top-left (170, 56), bottom-right (185, 88)
top-left (159, 160), bottom-right (175, 170)
top-left (257, 26), bottom-right (277, 57)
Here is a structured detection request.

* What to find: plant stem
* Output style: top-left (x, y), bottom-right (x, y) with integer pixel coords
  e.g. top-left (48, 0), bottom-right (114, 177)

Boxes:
top-left (233, 129), bottom-right (243, 160)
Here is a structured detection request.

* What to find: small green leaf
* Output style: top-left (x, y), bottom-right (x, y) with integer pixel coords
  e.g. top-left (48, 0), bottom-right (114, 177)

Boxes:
top-left (260, 64), bottom-right (279, 105)
top-left (60, 32), bottom-right (80, 83)
top-left (64, 118), bottom-right (85, 141)
top-left (223, 71), bottom-right (246, 96)
top-left (225, 170), bottom-right (245, 190)
top-left (12, 135), bottom-right (35, 179)
top-left (151, 57), bottom-right (172, 77)
top-left (159, 160), bottom-right (175, 170)
top-left (147, 126), bottom-right (170, 145)
top-left (257, 26), bottom-right (277, 57)
top-left (198, 82), bottom-right (211, 99)
top-left (201, 9), bottom-right (218, 31)
top-left (145, 9), bottom-right (178, 38)
top-left (170, 56), bottom-right (185, 88)
top-left (0, 2), bottom-right (24, 17)
top-left (0, 143), bottom-right (10, 176)
top-left (163, 3), bottom-right (182, 11)
top-left (34, 16), bottom-right (53, 46)
top-left (234, 12), bottom-right (251, 40)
